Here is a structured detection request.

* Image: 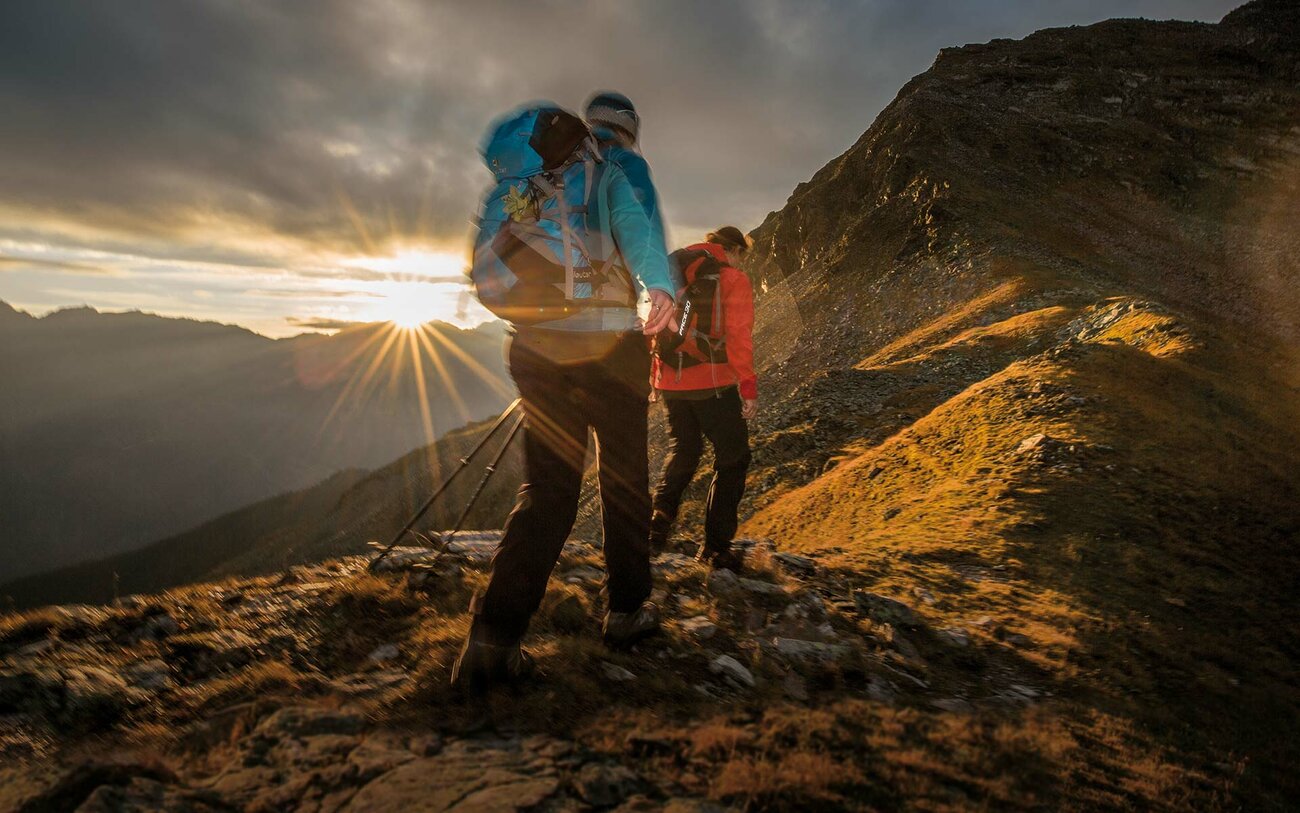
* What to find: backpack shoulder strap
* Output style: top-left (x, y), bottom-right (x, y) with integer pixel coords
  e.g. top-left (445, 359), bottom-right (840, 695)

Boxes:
top-left (583, 156), bottom-right (606, 265)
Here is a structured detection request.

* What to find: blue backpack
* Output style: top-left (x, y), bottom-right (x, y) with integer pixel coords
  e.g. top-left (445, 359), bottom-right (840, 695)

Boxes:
top-left (470, 104), bottom-right (636, 325)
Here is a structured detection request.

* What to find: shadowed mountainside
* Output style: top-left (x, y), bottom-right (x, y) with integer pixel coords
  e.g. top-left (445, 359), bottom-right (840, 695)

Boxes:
top-left (0, 307), bottom-right (513, 580)
top-left (2, 3), bottom-right (1298, 810)
top-left (0, 415), bottom-right (526, 608)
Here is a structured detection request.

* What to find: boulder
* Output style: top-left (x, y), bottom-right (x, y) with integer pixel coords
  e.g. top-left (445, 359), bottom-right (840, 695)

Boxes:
top-left (772, 552), bottom-right (817, 576)
top-left (769, 637), bottom-right (850, 661)
top-left (574, 762), bottom-right (643, 807)
top-left (125, 658), bottom-right (174, 692)
top-left (343, 752), bottom-right (558, 812)
top-left (706, 569), bottom-right (741, 595)
top-left (738, 578), bottom-right (787, 596)
top-left (367, 643), bottom-right (400, 664)
top-left (931, 697), bottom-right (975, 714)
top-left (709, 655), bottom-right (755, 688)
top-left (938, 627), bottom-right (971, 648)
top-left (853, 591), bottom-right (921, 627)
top-left (601, 662), bottom-right (637, 682)
top-left (679, 616), bottom-right (719, 640)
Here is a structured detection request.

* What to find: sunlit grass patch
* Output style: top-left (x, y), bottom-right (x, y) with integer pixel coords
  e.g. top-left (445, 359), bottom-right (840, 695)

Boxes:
top-left (182, 659), bottom-right (324, 716)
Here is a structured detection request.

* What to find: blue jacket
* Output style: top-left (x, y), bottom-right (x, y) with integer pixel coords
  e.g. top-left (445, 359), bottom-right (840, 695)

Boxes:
top-left (596, 128), bottom-right (683, 294)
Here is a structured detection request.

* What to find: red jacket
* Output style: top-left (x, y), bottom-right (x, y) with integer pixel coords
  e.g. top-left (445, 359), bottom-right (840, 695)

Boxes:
top-left (651, 242), bottom-right (758, 400)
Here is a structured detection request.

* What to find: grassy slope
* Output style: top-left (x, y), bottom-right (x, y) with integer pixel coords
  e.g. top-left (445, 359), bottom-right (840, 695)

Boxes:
top-left (746, 281), bottom-right (1300, 806)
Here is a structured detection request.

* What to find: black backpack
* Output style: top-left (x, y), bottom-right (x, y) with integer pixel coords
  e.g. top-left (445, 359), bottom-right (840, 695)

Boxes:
top-left (655, 248), bottom-right (729, 372)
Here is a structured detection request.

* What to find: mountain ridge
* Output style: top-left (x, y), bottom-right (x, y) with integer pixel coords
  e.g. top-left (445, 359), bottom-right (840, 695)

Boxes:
top-left (2, 299), bottom-right (502, 342)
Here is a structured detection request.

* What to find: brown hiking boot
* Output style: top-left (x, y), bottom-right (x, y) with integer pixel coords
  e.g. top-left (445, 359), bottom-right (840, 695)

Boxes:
top-left (603, 601), bottom-right (661, 649)
top-left (696, 546), bottom-right (744, 574)
top-left (450, 621), bottom-right (535, 692)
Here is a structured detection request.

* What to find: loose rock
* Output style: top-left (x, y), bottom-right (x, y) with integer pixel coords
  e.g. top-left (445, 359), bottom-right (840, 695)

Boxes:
top-left (125, 658), bottom-right (174, 692)
top-left (772, 552), bottom-right (817, 576)
top-left (680, 616), bottom-right (719, 640)
top-left (938, 627), bottom-right (970, 648)
top-left (709, 655), bottom-right (755, 687)
top-left (853, 591), bottom-right (922, 627)
top-left (739, 577), bottom-right (787, 596)
top-left (574, 762), bottom-right (642, 807)
top-left (707, 569), bottom-right (741, 595)
top-left (601, 662), bottom-right (637, 682)
top-left (769, 637), bottom-right (850, 661)
top-left (368, 643), bottom-right (400, 664)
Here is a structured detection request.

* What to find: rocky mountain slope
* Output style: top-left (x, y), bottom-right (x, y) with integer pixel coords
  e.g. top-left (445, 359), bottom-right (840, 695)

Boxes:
top-left (0, 307), bottom-right (512, 580)
top-left (3, 2), bottom-right (1299, 810)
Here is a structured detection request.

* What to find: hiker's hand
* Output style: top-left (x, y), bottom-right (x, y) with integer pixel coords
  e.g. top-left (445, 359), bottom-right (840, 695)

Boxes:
top-left (643, 290), bottom-right (675, 335)
top-left (742, 398), bottom-right (759, 420)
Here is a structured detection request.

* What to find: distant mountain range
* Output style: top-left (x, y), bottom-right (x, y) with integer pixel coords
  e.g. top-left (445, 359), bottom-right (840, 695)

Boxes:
top-left (0, 414), bottom-right (526, 608)
top-left (0, 303), bottom-right (512, 580)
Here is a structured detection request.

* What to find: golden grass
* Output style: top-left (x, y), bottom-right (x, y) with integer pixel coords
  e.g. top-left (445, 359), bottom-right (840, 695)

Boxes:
top-left (181, 659), bottom-right (321, 716)
top-left (739, 277), bottom-right (1300, 809)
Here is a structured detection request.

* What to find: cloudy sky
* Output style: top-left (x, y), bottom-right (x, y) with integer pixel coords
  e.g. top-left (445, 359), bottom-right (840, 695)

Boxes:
top-left (0, 0), bottom-right (1239, 337)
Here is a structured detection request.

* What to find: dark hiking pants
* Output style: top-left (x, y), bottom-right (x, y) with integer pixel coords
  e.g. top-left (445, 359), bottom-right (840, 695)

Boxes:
top-left (473, 331), bottom-right (652, 644)
top-left (652, 387), bottom-right (752, 554)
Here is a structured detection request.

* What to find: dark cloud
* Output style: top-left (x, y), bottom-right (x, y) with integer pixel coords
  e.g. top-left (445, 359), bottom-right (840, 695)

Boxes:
top-left (244, 288), bottom-right (383, 299)
top-left (0, 255), bottom-right (112, 275)
top-left (0, 0), bottom-right (1241, 259)
top-left (284, 316), bottom-right (366, 331)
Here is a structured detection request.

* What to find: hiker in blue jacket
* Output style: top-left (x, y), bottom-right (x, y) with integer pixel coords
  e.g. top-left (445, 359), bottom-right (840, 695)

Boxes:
top-left (453, 103), bottom-right (677, 690)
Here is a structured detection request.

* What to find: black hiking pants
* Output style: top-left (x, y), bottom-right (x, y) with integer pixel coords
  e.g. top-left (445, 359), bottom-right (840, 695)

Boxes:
top-left (474, 330), bottom-right (653, 644)
top-left (652, 387), bottom-right (752, 553)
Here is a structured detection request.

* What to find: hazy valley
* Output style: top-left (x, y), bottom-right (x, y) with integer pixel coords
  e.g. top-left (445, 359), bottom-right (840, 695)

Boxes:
top-left (0, 307), bottom-right (512, 581)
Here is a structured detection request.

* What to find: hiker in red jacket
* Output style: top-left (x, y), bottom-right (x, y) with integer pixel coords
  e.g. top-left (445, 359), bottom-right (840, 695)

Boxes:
top-left (649, 226), bottom-right (756, 572)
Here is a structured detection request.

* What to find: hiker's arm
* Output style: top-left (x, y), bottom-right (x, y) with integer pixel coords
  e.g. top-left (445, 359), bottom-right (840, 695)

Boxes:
top-left (615, 152), bottom-right (681, 292)
top-left (725, 270), bottom-right (758, 401)
top-left (605, 165), bottom-right (674, 298)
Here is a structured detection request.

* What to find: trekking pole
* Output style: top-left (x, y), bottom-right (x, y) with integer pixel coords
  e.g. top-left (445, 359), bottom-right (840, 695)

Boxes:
top-left (442, 410), bottom-right (525, 549)
top-left (368, 397), bottom-right (522, 571)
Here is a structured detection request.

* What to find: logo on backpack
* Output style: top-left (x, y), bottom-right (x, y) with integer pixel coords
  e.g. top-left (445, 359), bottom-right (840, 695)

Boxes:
top-left (470, 104), bottom-right (636, 326)
top-left (655, 248), bottom-right (728, 374)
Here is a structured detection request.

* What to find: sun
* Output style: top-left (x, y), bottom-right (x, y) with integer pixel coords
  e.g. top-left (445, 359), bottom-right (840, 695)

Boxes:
top-left (389, 305), bottom-right (428, 329)
top-left (371, 279), bottom-right (459, 329)
top-left (341, 248), bottom-right (472, 329)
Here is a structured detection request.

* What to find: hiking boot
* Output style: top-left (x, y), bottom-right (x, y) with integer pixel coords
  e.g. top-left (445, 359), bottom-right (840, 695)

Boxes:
top-left (603, 601), bottom-right (661, 649)
top-left (696, 546), bottom-right (744, 574)
top-left (450, 622), bottom-right (535, 692)
top-left (648, 511), bottom-right (673, 554)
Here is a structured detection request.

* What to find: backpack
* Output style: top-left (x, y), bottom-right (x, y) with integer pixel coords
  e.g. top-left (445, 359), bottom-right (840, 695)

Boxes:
top-left (470, 104), bottom-right (636, 326)
top-left (655, 248), bottom-right (729, 372)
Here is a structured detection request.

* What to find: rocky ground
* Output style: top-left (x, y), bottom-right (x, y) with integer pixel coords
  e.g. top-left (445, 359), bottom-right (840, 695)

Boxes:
top-left (1, 534), bottom-right (1064, 812)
